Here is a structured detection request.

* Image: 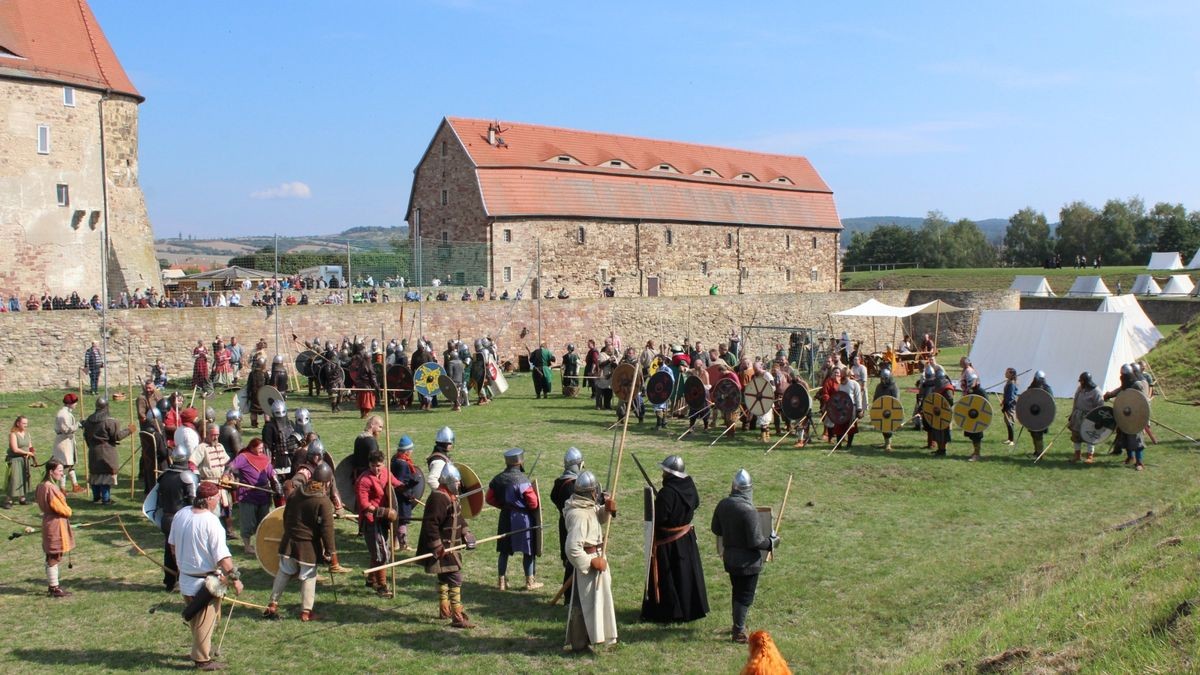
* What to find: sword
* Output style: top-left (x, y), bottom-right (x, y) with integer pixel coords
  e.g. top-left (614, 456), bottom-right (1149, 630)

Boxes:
top-left (629, 453), bottom-right (658, 496)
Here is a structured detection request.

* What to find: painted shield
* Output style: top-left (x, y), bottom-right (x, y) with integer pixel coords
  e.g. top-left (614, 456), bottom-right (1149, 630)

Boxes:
top-left (1016, 388), bottom-right (1056, 432)
top-left (1112, 389), bottom-right (1151, 434)
top-left (531, 477), bottom-right (544, 557)
top-left (438, 374), bottom-right (459, 405)
top-left (142, 484), bottom-right (162, 528)
top-left (486, 357), bottom-right (509, 394)
top-left (648, 355), bottom-right (666, 376)
top-left (256, 385), bottom-right (285, 418)
top-left (921, 391), bottom-right (953, 431)
top-left (414, 362), bottom-right (446, 398)
top-left (869, 395), bottom-right (905, 433)
top-left (642, 485), bottom-right (655, 598)
top-left (334, 455), bottom-right (359, 513)
top-left (612, 363), bottom-right (638, 402)
top-left (743, 375), bottom-right (777, 417)
top-left (713, 377), bottom-right (742, 414)
top-left (683, 376), bottom-right (706, 407)
top-left (1080, 405), bottom-right (1116, 445)
top-left (254, 507), bottom-right (285, 576)
top-left (952, 394), bottom-right (993, 434)
top-left (295, 350), bottom-right (318, 379)
top-left (780, 383), bottom-right (811, 421)
top-left (403, 464), bottom-right (427, 502)
top-left (386, 364), bottom-right (413, 394)
top-left (827, 391), bottom-right (856, 426)
top-left (646, 370), bottom-right (675, 406)
top-left (456, 462), bottom-right (485, 519)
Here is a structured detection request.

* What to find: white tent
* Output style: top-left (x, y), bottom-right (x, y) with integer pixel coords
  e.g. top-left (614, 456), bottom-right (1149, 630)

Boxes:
top-left (1160, 274), bottom-right (1195, 296)
top-left (1097, 295), bottom-right (1163, 357)
top-left (1187, 248), bottom-right (1200, 270)
top-left (1129, 274), bottom-right (1161, 296)
top-left (1146, 252), bottom-right (1184, 270)
top-left (1066, 276), bottom-right (1112, 297)
top-left (969, 310), bottom-right (1142, 395)
top-left (1009, 275), bottom-right (1055, 297)
top-left (832, 298), bottom-right (969, 318)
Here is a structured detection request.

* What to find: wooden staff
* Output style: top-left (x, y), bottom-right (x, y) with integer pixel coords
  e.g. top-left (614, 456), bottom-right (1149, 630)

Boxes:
top-left (602, 368), bottom-right (641, 553)
top-left (381, 325), bottom-right (396, 596)
top-left (827, 417), bottom-right (859, 456)
top-left (1033, 422), bottom-right (1070, 463)
top-left (127, 342), bottom-right (137, 499)
top-left (1150, 418), bottom-right (1200, 445)
top-left (363, 526), bottom-right (541, 574)
top-left (216, 602), bottom-right (235, 658)
top-left (79, 369), bottom-right (88, 482)
top-left (768, 473), bottom-right (793, 562)
top-left (201, 478), bottom-right (273, 494)
top-left (764, 428), bottom-right (793, 455)
top-left (189, 385), bottom-right (198, 409)
top-left (709, 409), bottom-right (742, 447)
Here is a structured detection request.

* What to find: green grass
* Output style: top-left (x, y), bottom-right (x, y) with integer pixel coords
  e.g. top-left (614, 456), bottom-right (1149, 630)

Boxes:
top-left (842, 265), bottom-right (1151, 293)
top-left (1146, 316), bottom-right (1200, 403)
top-left (1, 372), bottom-right (1198, 673)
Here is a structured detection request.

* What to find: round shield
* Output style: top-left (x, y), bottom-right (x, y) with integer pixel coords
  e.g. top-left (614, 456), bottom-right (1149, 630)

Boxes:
top-left (316, 361), bottom-right (344, 393)
top-left (403, 465), bottom-right (427, 502)
top-left (348, 357), bottom-right (372, 389)
top-left (683, 376), bottom-right (706, 407)
top-left (646, 370), bottom-right (675, 405)
top-left (952, 394), bottom-right (993, 434)
top-left (611, 363), bottom-right (637, 402)
top-left (1080, 405), bottom-right (1116, 445)
top-left (334, 455), bottom-right (359, 513)
top-left (1112, 389), bottom-right (1151, 434)
top-left (827, 391), bottom-right (856, 426)
top-left (648, 355), bottom-right (666, 376)
top-left (295, 350), bottom-right (318, 379)
top-left (256, 385), bottom-right (284, 418)
top-left (142, 484), bottom-right (162, 528)
top-left (781, 383), bottom-right (811, 421)
top-left (1016, 388), bottom-right (1056, 432)
top-left (455, 462), bottom-right (484, 519)
top-left (712, 377), bottom-right (742, 414)
top-left (254, 507), bottom-right (285, 576)
top-left (386, 364), bottom-right (413, 394)
top-left (869, 395), bottom-right (904, 433)
top-left (921, 391), bottom-right (953, 431)
top-left (438, 374), bottom-right (458, 404)
top-left (743, 375), bottom-right (777, 417)
top-left (414, 362), bottom-right (446, 398)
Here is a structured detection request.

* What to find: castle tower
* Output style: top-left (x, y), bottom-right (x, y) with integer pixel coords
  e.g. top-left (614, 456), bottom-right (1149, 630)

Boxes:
top-left (0, 0), bottom-right (161, 301)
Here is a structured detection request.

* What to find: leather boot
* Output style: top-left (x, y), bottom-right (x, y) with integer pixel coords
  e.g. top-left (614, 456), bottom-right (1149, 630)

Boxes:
top-left (1071, 450), bottom-right (1081, 463)
top-left (525, 576), bottom-right (544, 590)
top-left (450, 610), bottom-right (475, 629)
top-left (439, 600), bottom-right (451, 619)
top-left (329, 553), bottom-right (350, 573)
top-left (497, 576), bottom-right (507, 591)
top-left (375, 572), bottom-right (393, 598)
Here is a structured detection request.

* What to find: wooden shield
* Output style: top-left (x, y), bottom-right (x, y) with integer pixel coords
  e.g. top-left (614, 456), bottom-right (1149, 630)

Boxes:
top-left (438, 374), bottom-right (458, 404)
top-left (612, 363), bottom-right (637, 402)
top-left (254, 507), bottom-right (285, 576)
top-left (1112, 389), bottom-right (1150, 434)
top-left (827, 391), bottom-right (856, 426)
top-left (257, 385), bottom-right (285, 417)
top-left (1016, 388), bottom-right (1055, 432)
top-left (403, 464), bottom-right (427, 502)
top-left (921, 391), bottom-right (953, 431)
top-left (743, 375), bottom-right (776, 417)
top-left (716, 506), bottom-right (773, 562)
top-left (642, 485), bottom-right (655, 597)
top-left (781, 383), bottom-right (811, 421)
top-left (294, 350), bottom-right (318, 379)
top-left (1080, 405), bottom-right (1116, 445)
top-left (456, 462), bottom-right (485, 519)
top-left (869, 395), bottom-right (905, 433)
top-left (386, 364), bottom-right (413, 394)
top-left (648, 355), bottom-right (666, 376)
top-left (142, 484), bottom-right (162, 528)
top-left (485, 356), bottom-right (510, 394)
top-left (712, 377), bottom-right (742, 414)
top-left (334, 455), bottom-right (358, 513)
top-left (683, 375), bottom-right (706, 407)
top-left (646, 370), bottom-right (674, 405)
top-left (952, 394), bottom-right (993, 434)
top-left (414, 362), bottom-right (446, 398)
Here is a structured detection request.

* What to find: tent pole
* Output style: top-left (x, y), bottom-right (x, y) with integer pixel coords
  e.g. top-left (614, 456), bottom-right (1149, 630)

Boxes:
top-left (933, 304), bottom-right (941, 356)
top-left (871, 318), bottom-right (877, 354)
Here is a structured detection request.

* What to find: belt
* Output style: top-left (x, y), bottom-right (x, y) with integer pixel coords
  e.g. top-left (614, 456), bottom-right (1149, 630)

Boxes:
top-left (650, 525), bottom-right (694, 602)
top-left (583, 544), bottom-right (602, 555)
top-left (184, 570), bottom-right (217, 578)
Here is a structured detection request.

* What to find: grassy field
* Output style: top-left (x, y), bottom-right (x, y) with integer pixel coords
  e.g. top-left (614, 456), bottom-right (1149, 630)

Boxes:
top-left (1, 367), bottom-right (1198, 673)
top-left (842, 265), bottom-right (1155, 293)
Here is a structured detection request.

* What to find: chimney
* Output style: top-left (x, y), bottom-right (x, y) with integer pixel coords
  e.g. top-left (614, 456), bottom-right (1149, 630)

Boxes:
top-left (487, 123), bottom-right (497, 146)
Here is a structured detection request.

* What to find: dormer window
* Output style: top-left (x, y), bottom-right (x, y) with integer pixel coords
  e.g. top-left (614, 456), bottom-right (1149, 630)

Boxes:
top-left (651, 163), bottom-right (679, 173)
top-left (774, 176), bottom-right (792, 185)
top-left (735, 172), bottom-right (757, 181)
top-left (547, 154), bottom-right (582, 165)
top-left (557, 156), bottom-right (571, 163)
top-left (607, 160), bottom-right (628, 168)
top-left (699, 169), bottom-right (717, 176)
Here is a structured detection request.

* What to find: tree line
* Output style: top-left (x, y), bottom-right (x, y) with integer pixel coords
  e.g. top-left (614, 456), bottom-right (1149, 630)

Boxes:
top-left (844, 199), bottom-right (1200, 268)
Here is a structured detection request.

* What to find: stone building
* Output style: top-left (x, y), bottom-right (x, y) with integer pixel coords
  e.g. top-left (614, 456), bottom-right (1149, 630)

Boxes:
top-left (406, 117), bottom-right (842, 298)
top-left (0, 0), bottom-right (160, 301)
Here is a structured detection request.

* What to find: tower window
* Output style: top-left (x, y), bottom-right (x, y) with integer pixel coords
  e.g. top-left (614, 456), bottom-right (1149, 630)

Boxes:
top-left (441, 190), bottom-right (448, 206)
top-left (441, 231), bottom-right (449, 243)
top-left (502, 229), bottom-right (512, 243)
top-left (503, 267), bottom-right (512, 282)
top-left (56, 184), bottom-right (69, 206)
top-left (441, 141), bottom-right (447, 157)
top-left (786, 268), bottom-right (792, 282)
top-left (700, 261), bottom-right (708, 274)
top-left (63, 87), bottom-right (75, 107)
top-left (725, 233), bottom-right (733, 248)
top-left (665, 229), bottom-right (673, 245)
top-left (812, 236), bottom-right (818, 249)
top-left (785, 234), bottom-right (791, 249)
top-left (577, 227), bottom-right (586, 244)
top-left (37, 125), bottom-right (50, 154)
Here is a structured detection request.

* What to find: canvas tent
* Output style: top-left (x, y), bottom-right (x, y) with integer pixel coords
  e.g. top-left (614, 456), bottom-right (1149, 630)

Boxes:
top-left (1129, 274), bottom-right (1161, 296)
top-left (1097, 295), bottom-right (1163, 357)
top-left (1146, 252), bottom-right (1184, 270)
top-left (1066, 276), bottom-right (1111, 297)
top-left (1159, 274), bottom-right (1195, 296)
top-left (832, 298), bottom-right (970, 351)
top-left (969, 310), bottom-right (1142, 395)
top-left (1187, 248), bottom-right (1200, 270)
top-left (1009, 275), bottom-right (1055, 297)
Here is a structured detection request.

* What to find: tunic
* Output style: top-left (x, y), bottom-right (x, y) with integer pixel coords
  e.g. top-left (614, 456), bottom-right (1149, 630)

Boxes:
top-left (641, 475), bottom-right (709, 623)
top-left (36, 480), bottom-right (74, 555)
top-left (389, 453), bottom-right (420, 524)
top-left (278, 488), bottom-right (336, 565)
top-left (52, 406), bottom-right (79, 466)
top-left (192, 346), bottom-right (209, 387)
top-left (550, 472), bottom-right (577, 564)
top-left (485, 465), bottom-right (540, 556)
top-left (83, 411), bottom-right (131, 486)
top-left (711, 490), bottom-right (772, 577)
top-left (416, 488), bottom-right (472, 574)
top-left (564, 493), bottom-right (617, 648)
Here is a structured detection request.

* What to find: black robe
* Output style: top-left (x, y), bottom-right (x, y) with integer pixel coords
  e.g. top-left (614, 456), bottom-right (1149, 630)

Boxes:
top-left (641, 475), bottom-right (709, 623)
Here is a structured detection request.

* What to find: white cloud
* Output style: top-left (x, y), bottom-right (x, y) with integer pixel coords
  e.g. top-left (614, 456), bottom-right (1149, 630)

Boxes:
top-left (250, 181), bottom-right (312, 200)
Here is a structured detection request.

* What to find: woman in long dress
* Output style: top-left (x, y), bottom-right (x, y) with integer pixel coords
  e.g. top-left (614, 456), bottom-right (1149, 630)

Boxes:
top-left (36, 459), bottom-right (75, 597)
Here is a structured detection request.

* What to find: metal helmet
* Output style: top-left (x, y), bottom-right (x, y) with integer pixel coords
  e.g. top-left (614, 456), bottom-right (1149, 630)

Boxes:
top-left (1120, 363), bottom-right (1134, 376)
top-left (271, 400), bottom-right (287, 418)
top-left (1033, 370), bottom-right (1046, 383)
top-left (371, 339), bottom-right (379, 352)
top-left (1079, 371), bottom-right (1094, 388)
top-left (474, 338), bottom-right (485, 353)
top-left (923, 365), bottom-right (935, 379)
top-left (273, 354), bottom-right (284, 365)
top-left (441, 462), bottom-right (462, 495)
top-left (294, 408), bottom-right (311, 427)
top-left (147, 406), bottom-right (162, 421)
top-left (435, 426), bottom-right (455, 445)
top-left (659, 454), bottom-right (687, 479)
top-left (1131, 363), bottom-right (1142, 376)
top-left (504, 447), bottom-right (525, 467)
top-left (563, 447), bottom-right (584, 471)
top-left (396, 435), bottom-right (414, 452)
top-left (157, 399), bottom-right (171, 414)
top-left (95, 397), bottom-right (109, 410)
top-left (169, 443), bottom-right (189, 464)
top-left (225, 409), bottom-right (241, 422)
top-left (567, 343), bottom-right (575, 352)
top-left (574, 470), bottom-right (600, 499)
top-left (205, 407), bottom-right (216, 422)
top-left (307, 437), bottom-right (325, 461)
top-left (879, 368), bottom-right (892, 384)
top-left (731, 468), bottom-right (752, 492)
top-left (311, 461), bottom-right (333, 485)
top-left (934, 365), bottom-right (946, 379)
top-left (964, 371), bottom-right (979, 388)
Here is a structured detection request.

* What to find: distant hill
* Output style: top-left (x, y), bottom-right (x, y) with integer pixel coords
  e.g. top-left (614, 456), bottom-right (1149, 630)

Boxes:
top-left (156, 225), bottom-right (409, 266)
top-left (841, 216), bottom-right (1011, 241)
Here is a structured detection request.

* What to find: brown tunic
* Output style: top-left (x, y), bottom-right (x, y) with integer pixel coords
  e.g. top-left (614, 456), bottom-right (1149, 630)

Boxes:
top-left (416, 488), bottom-right (472, 574)
top-left (36, 481), bottom-right (74, 555)
top-left (278, 488), bottom-right (336, 565)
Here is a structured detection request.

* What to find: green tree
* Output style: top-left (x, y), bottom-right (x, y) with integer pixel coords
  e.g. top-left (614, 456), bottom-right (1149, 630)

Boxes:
top-left (1095, 197), bottom-right (1143, 265)
top-left (916, 211), bottom-right (952, 268)
top-left (1054, 201), bottom-right (1100, 262)
top-left (843, 225), bottom-right (921, 267)
top-left (945, 218), bottom-right (997, 267)
top-left (1002, 207), bottom-right (1053, 266)
top-left (1149, 202), bottom-right (1200, 258)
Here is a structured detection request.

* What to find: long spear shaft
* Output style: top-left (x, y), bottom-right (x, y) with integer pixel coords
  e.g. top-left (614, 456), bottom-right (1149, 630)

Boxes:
top-left (363, 525), bottom-right (542, 574)
top-left (768, 473), bottom-right (793, 562)
top-left (127, 341), bottom-right (136, 499)
top-left (1033, 422), bottom-right (1070, 463)
top-left (602, 368), bottom-right (641, 554)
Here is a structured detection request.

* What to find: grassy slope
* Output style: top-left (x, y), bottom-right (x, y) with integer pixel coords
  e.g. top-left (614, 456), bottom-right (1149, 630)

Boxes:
top-left (841, 265), bottom-right (1151, 293)
top-left (0, 369), bottom-right (1197, 673)
top-left (1145, 316), bottom-right (1200, 403)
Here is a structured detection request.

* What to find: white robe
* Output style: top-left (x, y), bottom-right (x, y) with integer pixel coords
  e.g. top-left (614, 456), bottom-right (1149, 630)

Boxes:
top-left (564, 494), bottom-right (617, 649)
top-left (53, 406), bottom-right (78, 466)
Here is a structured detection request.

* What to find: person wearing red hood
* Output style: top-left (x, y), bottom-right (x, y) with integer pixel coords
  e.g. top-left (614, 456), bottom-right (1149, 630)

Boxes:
top-left (176, 408), bottom-right (202, 471)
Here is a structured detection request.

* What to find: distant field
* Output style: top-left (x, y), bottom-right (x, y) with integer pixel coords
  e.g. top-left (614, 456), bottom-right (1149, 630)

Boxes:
top-left (842, 265), bottom-right (1155, 293)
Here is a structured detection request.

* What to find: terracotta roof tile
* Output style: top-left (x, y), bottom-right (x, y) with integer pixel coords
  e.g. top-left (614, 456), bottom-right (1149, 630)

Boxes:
top-left (0, 0), bottom-right (140, 99)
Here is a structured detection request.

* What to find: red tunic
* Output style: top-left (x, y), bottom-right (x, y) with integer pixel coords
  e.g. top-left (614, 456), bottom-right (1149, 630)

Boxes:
top-left (356, 469), bottom-right (400, 525)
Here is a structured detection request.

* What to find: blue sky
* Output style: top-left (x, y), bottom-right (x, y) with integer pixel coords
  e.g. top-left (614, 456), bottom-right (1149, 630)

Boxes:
top-left (91, 1), bottom-right (1200, 238)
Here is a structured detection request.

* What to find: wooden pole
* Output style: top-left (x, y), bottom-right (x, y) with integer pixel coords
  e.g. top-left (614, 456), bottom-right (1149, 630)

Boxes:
top-left (79, 369), bottom-right (88, 481)
top-left (1033, 422), bottom-right (1070, 463)
top-left (381, 325), bottom-right (395, 595)
top-left (767, 473), bottom-right (794, 562)
top-left (127, 341), bottom-right (136, 499)
top-left (363, 527), bottom-right (539, 574)
top-left (933, 303), bottom-right (941, 355)
top-left (764, 428), bottom-right (792, 455)
top-left (602, 368), bottom-right (641, 555)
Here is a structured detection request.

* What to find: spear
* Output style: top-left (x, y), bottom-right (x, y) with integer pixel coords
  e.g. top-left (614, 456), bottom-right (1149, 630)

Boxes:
top-left (363, 525), bottom-right (542, 574)
top-left (767, 473), bottom-right (793, 562)
top-left (602, 368), bottom-right (641, 551)
top-left (629, 453), bottom-right (658, 496)
top-left (764, 429), bottom-right (793, 455)
top-left (1033, 421), bottom-right (1070, 463)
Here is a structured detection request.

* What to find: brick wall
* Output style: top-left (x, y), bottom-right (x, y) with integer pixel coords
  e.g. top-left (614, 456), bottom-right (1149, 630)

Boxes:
top-left (0, 289), bottom-right (1017, 392)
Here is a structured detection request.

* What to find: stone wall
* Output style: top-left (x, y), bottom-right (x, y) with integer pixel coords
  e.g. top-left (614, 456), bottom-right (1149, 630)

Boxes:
top-left (1020, 296), bottom-right (1200, 326)
top-left (0, 289), bottom-right (1017, 392)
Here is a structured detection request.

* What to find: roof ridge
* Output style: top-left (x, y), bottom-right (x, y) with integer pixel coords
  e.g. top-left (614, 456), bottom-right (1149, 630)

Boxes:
top-left (73, 0), bottom-right (110, 89)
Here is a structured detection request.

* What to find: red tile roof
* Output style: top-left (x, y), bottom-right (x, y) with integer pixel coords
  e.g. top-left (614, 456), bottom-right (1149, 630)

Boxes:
top-left (444, 117), bottom-right (840, 230)
top-left (0, 0), bottom-right (141, 100)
